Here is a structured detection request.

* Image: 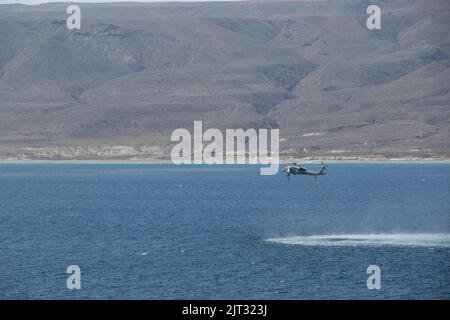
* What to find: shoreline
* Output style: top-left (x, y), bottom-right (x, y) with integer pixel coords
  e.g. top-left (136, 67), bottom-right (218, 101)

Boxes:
top-left (1, 159), bottom-right (450, 164)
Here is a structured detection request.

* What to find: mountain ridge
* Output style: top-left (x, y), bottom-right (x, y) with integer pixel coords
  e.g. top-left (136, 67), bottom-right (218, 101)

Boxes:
top-left (0, 0), bottom-right (449, 160)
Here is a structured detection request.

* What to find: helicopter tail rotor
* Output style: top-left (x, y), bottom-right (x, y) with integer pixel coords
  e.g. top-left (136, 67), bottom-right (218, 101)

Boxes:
top-left (320, 161), bottom-right (328, 174)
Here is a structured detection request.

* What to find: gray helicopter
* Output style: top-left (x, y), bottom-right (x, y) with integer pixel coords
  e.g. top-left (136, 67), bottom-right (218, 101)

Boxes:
top-left (282, 161), bottom-right (328, 180)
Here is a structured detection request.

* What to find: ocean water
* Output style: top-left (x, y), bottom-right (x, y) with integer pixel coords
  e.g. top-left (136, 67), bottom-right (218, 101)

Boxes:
top-left (0, 163), bottom-right (449, 299)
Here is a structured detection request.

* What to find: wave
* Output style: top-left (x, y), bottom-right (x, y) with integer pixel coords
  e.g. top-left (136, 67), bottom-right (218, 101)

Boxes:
top-left (266, 233), bottom-right (450, 247)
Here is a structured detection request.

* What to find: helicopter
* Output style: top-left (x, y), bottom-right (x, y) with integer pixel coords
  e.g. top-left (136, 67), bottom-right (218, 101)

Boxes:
top-left (282, 161), bottom-right (328, 180)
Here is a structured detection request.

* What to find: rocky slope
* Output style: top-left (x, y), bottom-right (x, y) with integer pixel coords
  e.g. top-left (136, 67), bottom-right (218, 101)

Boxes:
top-left (0, 0), bottom-right (449, 160)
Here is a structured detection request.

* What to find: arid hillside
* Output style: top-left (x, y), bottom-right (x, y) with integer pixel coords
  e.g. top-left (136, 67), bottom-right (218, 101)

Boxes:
top-left (0, 0), bottom-right (449, 160)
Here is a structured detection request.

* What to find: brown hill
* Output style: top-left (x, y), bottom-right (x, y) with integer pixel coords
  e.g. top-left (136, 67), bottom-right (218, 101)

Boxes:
top-left (0, 0), bottom-right (449, 160)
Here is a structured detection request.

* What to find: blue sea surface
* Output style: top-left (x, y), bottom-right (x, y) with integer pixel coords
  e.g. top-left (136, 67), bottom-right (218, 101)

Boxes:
top-left (0, 163), bottom-right (449, 299)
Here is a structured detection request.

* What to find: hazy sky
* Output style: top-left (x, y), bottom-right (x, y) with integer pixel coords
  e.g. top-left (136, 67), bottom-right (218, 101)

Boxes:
top-left (0, 0), bottom-right (242, 4)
